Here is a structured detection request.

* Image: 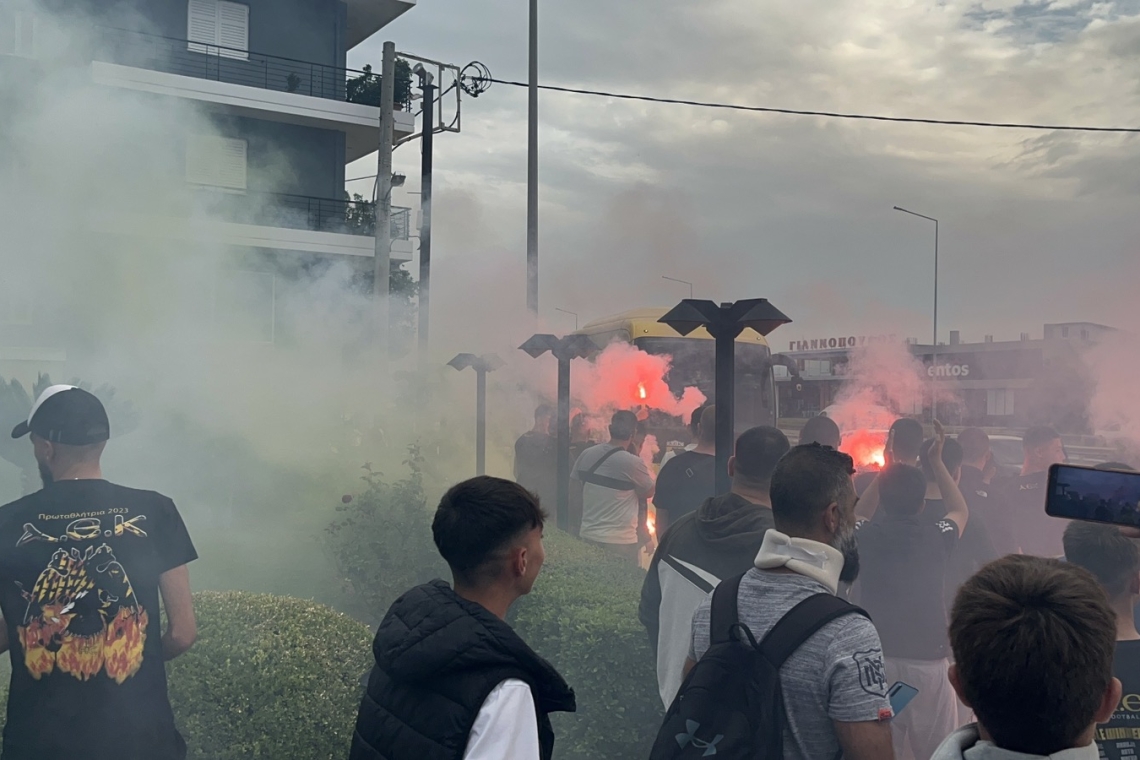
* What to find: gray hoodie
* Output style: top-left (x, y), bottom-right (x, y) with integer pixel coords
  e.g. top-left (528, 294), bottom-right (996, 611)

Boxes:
top-left (932, 725), bottom-right (1100, 760)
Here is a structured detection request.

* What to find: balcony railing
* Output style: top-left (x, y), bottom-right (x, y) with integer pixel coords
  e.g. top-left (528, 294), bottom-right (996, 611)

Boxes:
top-left (195, 189), bottom-right (410, 239)
top-left (92, 26), bottom-right (412, 108)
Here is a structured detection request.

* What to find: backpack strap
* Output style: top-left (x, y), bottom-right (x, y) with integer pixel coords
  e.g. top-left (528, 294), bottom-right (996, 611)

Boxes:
top-left (759, 593), bottom-right (867, 669)
top-left (577, 446), bottom-right (638, 491)
top-left (709, 572), bottom-right (745, 646)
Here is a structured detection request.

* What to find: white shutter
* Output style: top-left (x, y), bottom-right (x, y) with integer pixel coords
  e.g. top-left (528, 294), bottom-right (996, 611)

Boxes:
top-left (216, 1), bottom-right (248, 60)
top-left (186, 135), bottom-right (247, 191)
top-left (187, 0), bottom-right (217, 54)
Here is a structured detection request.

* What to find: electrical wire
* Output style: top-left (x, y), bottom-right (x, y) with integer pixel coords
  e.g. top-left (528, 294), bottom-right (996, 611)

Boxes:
top-left (481, 77), bottom-right (1140, 134)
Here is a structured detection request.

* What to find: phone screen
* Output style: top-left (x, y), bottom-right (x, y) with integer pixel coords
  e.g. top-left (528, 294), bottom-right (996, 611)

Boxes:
top-left (888, 681), bottom-right (919, 716)
top-left (1046, 464), bottom-right (1140, 527)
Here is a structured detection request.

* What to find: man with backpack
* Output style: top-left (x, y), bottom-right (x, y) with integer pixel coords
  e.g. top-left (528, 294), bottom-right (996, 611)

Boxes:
top-left (655, 444), bottom-right (893, 760)
top-left (639, 426), bottom-right (790, 707)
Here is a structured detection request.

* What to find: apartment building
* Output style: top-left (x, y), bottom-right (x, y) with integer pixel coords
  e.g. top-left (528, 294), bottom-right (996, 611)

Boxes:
top-left (0, 0), bottom-right (418, 379)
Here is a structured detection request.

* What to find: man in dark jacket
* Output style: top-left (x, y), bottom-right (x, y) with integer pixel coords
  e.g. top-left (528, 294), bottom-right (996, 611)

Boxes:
top-left (349, 476), bottom-right (576, 760)
top-left (639, 425), bottom-right (790, 707)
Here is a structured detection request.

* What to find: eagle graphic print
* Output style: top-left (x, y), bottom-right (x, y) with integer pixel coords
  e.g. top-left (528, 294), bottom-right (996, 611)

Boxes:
top-left (16, 517), bottom-right (149, 684)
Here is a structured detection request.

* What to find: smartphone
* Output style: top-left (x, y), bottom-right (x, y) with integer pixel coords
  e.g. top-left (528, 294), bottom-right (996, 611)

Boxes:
top-left (1046, 464), bottom-right (1140, 527)
top-left (888, 681), bottom-right (919, 716)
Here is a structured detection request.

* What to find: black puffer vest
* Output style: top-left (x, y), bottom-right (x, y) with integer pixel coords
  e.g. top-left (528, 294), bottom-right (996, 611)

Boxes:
top-left (349, 580), bottom-right (576, 760)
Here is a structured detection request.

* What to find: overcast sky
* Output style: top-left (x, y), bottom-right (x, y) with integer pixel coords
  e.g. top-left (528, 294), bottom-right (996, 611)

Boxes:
top-left (347, 0), bottom-right (1140, 352)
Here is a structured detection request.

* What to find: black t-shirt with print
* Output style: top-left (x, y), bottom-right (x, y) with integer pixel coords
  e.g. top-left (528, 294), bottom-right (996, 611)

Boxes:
top-left (652, 451), bottom-right (716, 521)
top-left (1097, 640), bottom-right (1140, 759)
top-left (856, 512), bottom-right (959, 660)
top-left (0, 480), bottom-right (197, 760)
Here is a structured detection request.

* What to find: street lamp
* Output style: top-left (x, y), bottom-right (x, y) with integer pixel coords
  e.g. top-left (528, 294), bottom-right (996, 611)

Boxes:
top-left (662, 276), bottom-right (694, 299)
top-left (893, 205), bottom-right (939, 419)
top-left (448, 353), bottom-right (505, 476)
top-left (519, 334), bottom-right (596, 530)
top-left (659, 299), bottom-right (792, 495)
top-left (554, 308), bottom-right (578, 330)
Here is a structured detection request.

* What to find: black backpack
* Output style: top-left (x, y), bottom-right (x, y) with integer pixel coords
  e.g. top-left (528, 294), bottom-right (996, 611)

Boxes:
top-left (649, 573), bottom-right (867, 760)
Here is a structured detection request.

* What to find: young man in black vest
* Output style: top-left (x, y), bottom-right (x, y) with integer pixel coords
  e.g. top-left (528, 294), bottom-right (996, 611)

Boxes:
top-left (349, 476), bottom-right (576, 760)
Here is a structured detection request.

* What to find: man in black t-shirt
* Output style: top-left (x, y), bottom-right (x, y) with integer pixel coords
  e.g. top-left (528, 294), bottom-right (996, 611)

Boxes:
top-left (652, 405), bottom-right (716, 536)
top-left (991, 426), bottom-right (1068, 557)
top-left (0, 386), bottom-right (198, 760)
top-left (856, 422), bottom-right (969, 760)
top-left (514, 404), bottom-right (557, 509)
top-left (1063, 520), bottom-right (1140, 760)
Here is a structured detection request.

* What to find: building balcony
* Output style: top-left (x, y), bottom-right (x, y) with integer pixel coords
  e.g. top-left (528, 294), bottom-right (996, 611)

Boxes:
top-left (345, 0), bottom-right (418, 49)
top-left (92, 191), bottom-right (414, 262)
top-left (88, 27), bottom-right (415, 161)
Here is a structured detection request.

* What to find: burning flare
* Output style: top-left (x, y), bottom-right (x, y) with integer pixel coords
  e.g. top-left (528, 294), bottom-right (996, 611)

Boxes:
top-left (841, 429), bottom-right (887, 471)
top-left (638, 382), bottom-right (647, 400)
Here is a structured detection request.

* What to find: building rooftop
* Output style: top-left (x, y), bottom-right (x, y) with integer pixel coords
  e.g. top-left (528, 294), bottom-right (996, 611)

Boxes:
top-left (345, 0), bottom-right (417, 49)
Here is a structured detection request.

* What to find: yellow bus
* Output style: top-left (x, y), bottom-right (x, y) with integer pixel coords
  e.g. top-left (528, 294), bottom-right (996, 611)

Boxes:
top-left (573, 307), bottom-right (795, 449)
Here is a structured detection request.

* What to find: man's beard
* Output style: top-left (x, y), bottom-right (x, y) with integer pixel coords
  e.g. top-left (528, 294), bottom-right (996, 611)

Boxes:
top-left (38, 462), bottom-right (53, 487)
top-left (834, 521), bottom-right (860, 584)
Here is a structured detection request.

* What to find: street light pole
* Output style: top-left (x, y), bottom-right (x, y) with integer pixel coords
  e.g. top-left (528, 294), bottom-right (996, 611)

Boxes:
top-left (893, 205), bottom-right (940, 419)
top-left (520, 334), bottom-right (595, 530)
top-left (526, 0), bottom-right (539, 315)
top-left (659, 299), bottom-right (792, 495)
top-left (448, 354), bottom-right (504, 475)
top-left (417, 66), bottom-right (436, 365)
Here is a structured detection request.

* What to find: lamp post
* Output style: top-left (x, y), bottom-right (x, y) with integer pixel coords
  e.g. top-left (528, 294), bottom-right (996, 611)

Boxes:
top-left (526, 0), bottom-right (539, 315)
top-left (448, 353), bottom-right (505, 475)
top-left (661, 276), bottom-right (694, 299)
top-left (660, 299), bottom-right (792, 495)
top-left (415, 64), bottom-right (436, 365)
top-left (519, 334), bottom-right (595, 530)
top-left (893, 205), bottom-right (939, 419)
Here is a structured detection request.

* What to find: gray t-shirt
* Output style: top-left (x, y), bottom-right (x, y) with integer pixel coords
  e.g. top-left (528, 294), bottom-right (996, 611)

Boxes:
top-left (572, 443), bottom-right (655, 545)
top-left (690, 569), bottom-right (891, 760)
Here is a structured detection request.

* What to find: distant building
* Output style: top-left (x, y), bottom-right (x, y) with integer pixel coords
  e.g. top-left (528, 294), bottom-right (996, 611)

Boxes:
top-left (776, 323), bottom-right (1115, 432)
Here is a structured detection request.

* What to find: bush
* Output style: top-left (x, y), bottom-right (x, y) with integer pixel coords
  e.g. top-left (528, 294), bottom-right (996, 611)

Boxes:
top-left (327, 461), bottom-right (663, 759)
top-left (168, 591), bottom-right (373, 759)
top-left (511, 530), bottom-right (661, 759)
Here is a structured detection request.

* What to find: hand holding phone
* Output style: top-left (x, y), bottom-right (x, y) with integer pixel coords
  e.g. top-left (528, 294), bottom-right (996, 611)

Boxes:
top-left (888, 681), bottom-right (919, 717)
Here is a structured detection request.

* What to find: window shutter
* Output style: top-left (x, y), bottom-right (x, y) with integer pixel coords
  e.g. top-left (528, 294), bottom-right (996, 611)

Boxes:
top-left (216, 1), bottom-right (248, 60)
top-left (186, 135), bottom-right (247, 191)
top-left (187, 0), bottom-right (217, 54)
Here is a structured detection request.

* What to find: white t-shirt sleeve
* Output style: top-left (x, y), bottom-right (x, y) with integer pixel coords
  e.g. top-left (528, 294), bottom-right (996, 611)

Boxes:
top-left (463, 679), bottom-right (540, 760)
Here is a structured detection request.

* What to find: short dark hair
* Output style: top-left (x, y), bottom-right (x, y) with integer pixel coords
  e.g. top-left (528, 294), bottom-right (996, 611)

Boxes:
top-left (957, 427), bottom-right (990, 463)
top-left (950, 555), bottom-right (1115, 756)
top-left (1023, 425), bottom-right (1061, 451)
top-left (770, 444), bottom-right (856, 533)
top-left (733, 426), bottom-right (790, 487)
top-left (919, 437), bottom-right (963, 482)
top-left (432, 476), bottom-right (546, 586)
top-left (689, 404), bottom-right (708, 436)
top-left (890, 417), bottom-right (925, 459)
top-left (1064, 520), bottom-right (1140, 598)
top-left (800, 415), bottom-right (841, 449)
top-left (879, 464), bottom-right (928, 517)
top-left (609, 410), bottom-right (638, 440)
top-left (697, 405), bottom-right (716, 445)
top-left (535, 404), bottom-right (554, 421)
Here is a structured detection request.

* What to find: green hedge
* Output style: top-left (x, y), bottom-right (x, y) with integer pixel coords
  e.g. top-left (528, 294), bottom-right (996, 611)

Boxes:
top-left (168, 591), bottom-right (373, 759)
top-left (511, 530), bottom-right (662, 759)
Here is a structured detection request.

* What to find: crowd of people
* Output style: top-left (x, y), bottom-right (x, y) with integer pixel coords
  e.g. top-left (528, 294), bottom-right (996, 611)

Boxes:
top-left (2, 385), bottom-right (1138, 760)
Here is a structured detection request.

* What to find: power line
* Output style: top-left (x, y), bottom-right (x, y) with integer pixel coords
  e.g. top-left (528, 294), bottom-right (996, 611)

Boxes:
top-left (482, 77), bottom-right (1140, 134)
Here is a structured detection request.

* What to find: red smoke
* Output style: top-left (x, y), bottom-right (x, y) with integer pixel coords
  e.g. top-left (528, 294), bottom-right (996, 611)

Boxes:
top-left (841, 429), bottom-right (887, 471)
top-left (572, 342), bottom-right (706, 419)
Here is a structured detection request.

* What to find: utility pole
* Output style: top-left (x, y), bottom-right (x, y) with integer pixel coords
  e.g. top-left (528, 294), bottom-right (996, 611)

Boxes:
top-left (373, 42), bottom-right (396, 361)
top-left (416, 65), bottom-right (435, 364)
top-left (526, 0), bottom-right (539, 315)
